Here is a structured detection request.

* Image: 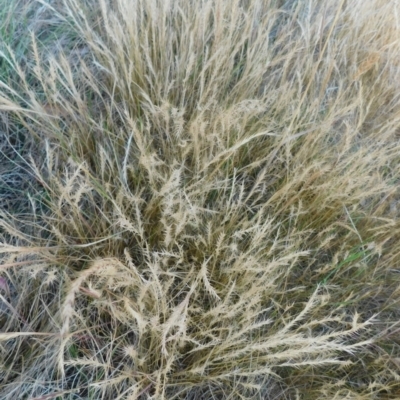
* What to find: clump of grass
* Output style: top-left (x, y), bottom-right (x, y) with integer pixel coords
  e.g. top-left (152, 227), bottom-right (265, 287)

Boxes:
top-left (1, 0), bottom-right (400, 398)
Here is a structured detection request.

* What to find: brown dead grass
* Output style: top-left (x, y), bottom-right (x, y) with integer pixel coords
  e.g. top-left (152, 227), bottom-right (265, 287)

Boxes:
top-left (1, 0), bottom-right (400, 398)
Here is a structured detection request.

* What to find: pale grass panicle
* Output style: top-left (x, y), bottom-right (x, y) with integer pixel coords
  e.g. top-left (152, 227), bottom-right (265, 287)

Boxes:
top-left (0, 0), bottom-right (400, 399)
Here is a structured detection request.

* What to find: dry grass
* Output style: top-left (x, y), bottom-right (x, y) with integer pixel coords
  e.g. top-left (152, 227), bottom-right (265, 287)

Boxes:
top-left (1, 0), bottom-right (400, 398)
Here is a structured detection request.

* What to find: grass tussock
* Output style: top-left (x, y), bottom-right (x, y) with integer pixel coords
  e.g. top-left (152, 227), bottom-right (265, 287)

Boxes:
top-left (1, 0), bottom-right (400, 398)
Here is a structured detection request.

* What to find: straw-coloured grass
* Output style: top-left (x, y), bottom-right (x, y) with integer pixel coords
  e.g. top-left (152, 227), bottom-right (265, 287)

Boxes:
top-left (1, 0), bottom-right (400, 398)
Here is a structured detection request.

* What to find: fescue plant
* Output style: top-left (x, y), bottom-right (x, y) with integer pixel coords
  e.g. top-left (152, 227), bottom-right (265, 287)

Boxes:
top-left (1, 0), bottom-right (400, 398)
